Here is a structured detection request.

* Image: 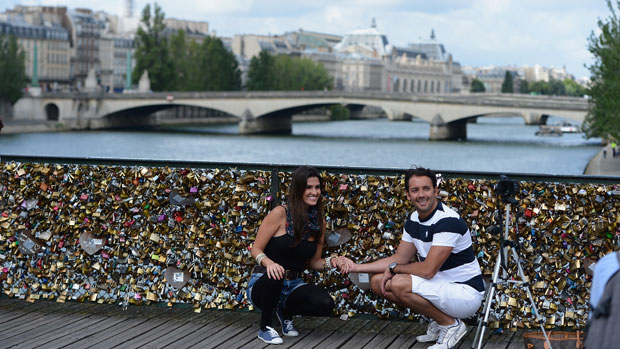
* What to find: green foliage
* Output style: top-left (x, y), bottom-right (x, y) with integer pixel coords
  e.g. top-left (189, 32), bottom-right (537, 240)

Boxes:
top-left (168, 31), bottom-right (240, 91)
top-left (247, 51), bottom-right (276, 90)
top-left (470, 79), bottom-right (485, 93)
top-left (198, 37), bottom-right (241, 91)
top-left (328, 105), bottom-right (350, 120)
top-left (563, 78), bottom-right (587, 97)
top-left (525, 79), bottom-right (585, 97)
top-left (168, 29), bottom-right (188, 89)
top-left (584, 0), bottom-right (620, 139)
top-left (519, 80), bottom-right (529, 94)
top-left (133, 4), bottom-right (240, 92)
top-left (0, 34), bottom-right (27, 104)
top-left (133, 3), bottom-right (175, 91)
top-left (528, 80), bottom-right (550, 95)
top-left (549, 79), bottom-right (566, 95)
top-left (501, 71), bottom-right (514, 93)
top-left (247, 50), bottom-right (332, 91)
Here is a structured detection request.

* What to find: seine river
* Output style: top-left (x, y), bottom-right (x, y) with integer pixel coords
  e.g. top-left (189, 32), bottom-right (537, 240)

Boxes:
top-left (0, 117), bottom-right (601, 176)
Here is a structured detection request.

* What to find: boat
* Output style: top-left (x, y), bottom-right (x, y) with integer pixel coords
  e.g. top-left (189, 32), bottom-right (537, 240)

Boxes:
top-left (535, 122), bottom-right (581, 136)
top-left (535, 125), bottom-right (562, 136)
top-left (558, 121), bottom-right (580, 133)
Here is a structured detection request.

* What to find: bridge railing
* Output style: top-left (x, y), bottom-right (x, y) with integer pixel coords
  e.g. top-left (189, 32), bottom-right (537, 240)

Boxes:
top-left (0, 154), bottom-right (615, 329)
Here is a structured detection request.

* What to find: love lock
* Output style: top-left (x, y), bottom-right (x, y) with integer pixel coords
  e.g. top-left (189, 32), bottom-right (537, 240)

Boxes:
top-left (79, 231), bottom-right (106, 255)
top-left (17, 230), bottom-right (43, 255)
top-left (326, 227), bottom-right (352, 247)
top-left (164, 266), bottom-right (191, 289)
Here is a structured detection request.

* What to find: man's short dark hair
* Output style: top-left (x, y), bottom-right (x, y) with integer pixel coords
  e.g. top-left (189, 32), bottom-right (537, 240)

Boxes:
top-left (405, 167), bottom-right (437, 191)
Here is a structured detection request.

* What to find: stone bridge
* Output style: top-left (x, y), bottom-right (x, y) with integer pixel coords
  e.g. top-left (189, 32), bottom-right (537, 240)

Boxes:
top-left (13, 91), bottom-right (589, 140)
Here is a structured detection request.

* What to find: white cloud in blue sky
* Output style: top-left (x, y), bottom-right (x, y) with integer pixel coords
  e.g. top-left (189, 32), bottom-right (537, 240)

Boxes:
top-left (4, 0), bottom-right (612, 79)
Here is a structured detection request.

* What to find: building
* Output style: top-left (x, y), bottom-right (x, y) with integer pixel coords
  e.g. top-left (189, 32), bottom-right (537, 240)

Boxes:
top-left (463, 64), bottom-right (577, 93)
top-left (2, 5), bottom-right (140, 91)
top-left (0, 13), bottom-right (71, 89)
top-left (462, 66), bottom-right (522, 93)
top-left (325, 23), bottom-right (464, 94)
top-left (285, 29), bottom-right (342, 52)
top-left (65, 9), bottom-right (105, 88)
top-left (231, 34), bottom-right (298, 62)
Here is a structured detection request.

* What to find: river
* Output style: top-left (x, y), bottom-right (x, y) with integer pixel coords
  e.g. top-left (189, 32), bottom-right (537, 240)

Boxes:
top-left (0, 116), bottom-right (601, 175)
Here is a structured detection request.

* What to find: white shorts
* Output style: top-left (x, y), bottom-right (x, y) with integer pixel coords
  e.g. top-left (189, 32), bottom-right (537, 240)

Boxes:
top-left (410, 274), bottom-right (484, 319)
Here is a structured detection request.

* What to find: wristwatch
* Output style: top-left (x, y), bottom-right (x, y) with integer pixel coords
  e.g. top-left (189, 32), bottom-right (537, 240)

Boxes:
top-left (389, 262), bottom-right (398, 275)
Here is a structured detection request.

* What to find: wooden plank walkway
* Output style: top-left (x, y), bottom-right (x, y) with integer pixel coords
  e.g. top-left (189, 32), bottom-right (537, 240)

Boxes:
top-left (0, 298), bottom-right (524, 348)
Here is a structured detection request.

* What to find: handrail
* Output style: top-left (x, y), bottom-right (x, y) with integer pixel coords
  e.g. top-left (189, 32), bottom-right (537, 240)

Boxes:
top-left (1, 154), bottom-right (618, 184)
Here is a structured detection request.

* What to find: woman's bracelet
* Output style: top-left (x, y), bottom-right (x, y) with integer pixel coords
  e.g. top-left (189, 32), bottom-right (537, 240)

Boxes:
top-left (324, 256), bottom-right (334, 270)
top-left (255, 253), bottom-right (267, 266)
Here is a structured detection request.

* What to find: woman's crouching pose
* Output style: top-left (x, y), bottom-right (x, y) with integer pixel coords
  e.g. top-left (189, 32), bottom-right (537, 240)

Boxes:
top-left (247, 166), bottom-right (338, 345)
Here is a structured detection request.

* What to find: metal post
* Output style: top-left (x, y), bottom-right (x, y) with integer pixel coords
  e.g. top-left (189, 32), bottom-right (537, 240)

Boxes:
top-left (32, 41), bottom-right (39, 87)
top-left (269, 167), bottom-right (281, 209)
top-left (125, 50), bottom-right (132, 90)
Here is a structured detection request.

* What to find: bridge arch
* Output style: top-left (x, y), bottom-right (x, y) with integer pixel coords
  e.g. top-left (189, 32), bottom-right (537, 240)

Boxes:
top-left (45, 103), bottom-right (59, 121)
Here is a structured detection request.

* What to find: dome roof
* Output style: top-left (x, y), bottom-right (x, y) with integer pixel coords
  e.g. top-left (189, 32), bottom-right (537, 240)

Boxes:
top-left (334, 25), bottom-right (392, 57)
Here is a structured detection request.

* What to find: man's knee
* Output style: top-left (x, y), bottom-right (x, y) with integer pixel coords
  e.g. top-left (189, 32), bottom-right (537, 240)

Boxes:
top-left (369, 273), bottom-right (382, 295)
top-left (390, 274), bottom-right (412, 297)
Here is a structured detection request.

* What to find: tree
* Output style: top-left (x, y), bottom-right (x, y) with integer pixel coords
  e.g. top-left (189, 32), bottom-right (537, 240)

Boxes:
top-left (247, 50), bottom-right (332, 91)
top-left (329, 105), bottom-right (349, 120)
top-left (501, 71), bottom-right (514, 93)
top-left (563, 78), bottom-right (587, 97)
top-left (519, 80), bottom-right (529, 94)
top-left (528, 80), bottom-right (550, 95)
top-left (549, 79), bottom-right (566, 95)
top-left (470, 79), bottom-right (485, 93)
top-left (198, 37), bottom-right (241, 91)
top-left (168, 29), bottom-right (187, 90)
top-left (0, 34), bottom-right (27, 104)
top-left (583, 0), bottom-right (620, 139)
top-left (247, 50), bottom-right (276, 90)
top-left (133, 3), bottom-right (175, 91)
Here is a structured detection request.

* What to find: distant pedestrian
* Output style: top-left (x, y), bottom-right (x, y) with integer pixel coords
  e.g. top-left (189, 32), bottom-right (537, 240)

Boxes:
top-left (603, 149), bottom-right (607, 159)
top-left (612, 142), bottom-right (617, 158)
top-left (0, 117), bottom-right (3, 134)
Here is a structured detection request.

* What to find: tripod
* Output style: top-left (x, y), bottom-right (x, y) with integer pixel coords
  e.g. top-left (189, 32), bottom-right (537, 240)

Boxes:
top-left (472, 195), bottom-right (552, 349)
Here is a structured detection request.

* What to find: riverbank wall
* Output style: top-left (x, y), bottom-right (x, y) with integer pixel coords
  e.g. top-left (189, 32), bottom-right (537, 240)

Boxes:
top-left (1, 157), bottom-right (618, 329)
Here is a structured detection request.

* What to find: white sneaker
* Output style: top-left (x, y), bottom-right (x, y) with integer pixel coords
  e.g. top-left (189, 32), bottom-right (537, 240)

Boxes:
top-left (416, 320), bottom-right (439, 342)
top-left (428, 319), bottom-right (467, 349)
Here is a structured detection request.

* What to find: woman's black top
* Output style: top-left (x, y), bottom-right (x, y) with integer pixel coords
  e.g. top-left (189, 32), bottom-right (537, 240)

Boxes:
top-left (263, 205), bottom-right (319, 272)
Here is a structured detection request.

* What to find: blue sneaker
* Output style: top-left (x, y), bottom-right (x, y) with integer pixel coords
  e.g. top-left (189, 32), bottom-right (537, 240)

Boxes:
top-left (258, 326), bottom-right (283, 344)
top-left (276, 306), bottom-right (299, 337)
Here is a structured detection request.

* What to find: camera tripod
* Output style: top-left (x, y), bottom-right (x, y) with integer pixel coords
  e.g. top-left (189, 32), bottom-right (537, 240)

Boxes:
top-left (472, 185), bottom-right (552, 349)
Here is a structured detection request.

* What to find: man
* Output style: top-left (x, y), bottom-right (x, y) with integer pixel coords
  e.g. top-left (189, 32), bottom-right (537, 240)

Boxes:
top-left (338, 167), bottom-right (484, 348)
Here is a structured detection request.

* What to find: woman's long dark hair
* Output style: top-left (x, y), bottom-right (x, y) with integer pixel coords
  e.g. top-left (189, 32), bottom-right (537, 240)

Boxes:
top-left (288, 166), bottom-right (325, 245)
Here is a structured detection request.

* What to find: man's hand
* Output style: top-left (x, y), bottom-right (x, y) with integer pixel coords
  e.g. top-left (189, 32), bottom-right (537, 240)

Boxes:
top-left (380, 267), bottom-right (394, 297)
top-left (335, 256), bottom-right (356, 274)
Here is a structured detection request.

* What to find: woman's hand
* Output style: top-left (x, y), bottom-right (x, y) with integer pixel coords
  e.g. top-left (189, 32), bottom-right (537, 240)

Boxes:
top-left (266, 261), bottom-right (285, 280)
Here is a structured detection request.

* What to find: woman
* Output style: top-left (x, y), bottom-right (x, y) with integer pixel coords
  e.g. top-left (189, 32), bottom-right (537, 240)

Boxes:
top-left (247, 166), bottom-right (337, 345)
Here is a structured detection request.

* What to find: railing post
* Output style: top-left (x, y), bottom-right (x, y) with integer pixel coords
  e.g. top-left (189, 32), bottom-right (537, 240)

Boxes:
top-left (270, 167), bottom-right (281, 209)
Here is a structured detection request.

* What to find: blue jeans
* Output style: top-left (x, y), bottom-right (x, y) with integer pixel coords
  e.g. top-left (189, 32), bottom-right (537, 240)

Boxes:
top-left (246, 272), bottom-right (306, 308)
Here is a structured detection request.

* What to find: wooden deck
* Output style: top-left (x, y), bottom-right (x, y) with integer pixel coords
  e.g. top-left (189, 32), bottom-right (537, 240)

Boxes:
top-left (0, 298), bottom-right (525, 348)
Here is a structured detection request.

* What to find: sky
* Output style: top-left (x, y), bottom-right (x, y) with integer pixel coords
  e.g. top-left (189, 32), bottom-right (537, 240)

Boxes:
top-left (4, 0), bottom-right (613, 79)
